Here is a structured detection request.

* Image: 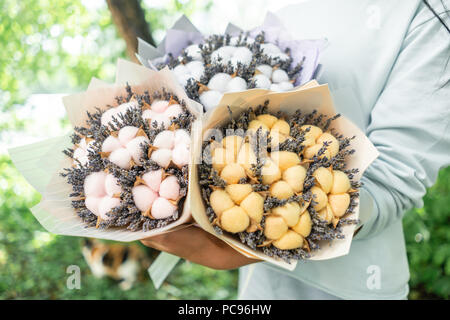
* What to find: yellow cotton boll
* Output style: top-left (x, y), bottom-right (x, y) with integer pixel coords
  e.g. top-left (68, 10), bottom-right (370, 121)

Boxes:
top-left (240, 192), bottom-right (264, 223)
top-left (330, 170), bottom-right (351, 194)
top-left (268, 130), bottom-right (288, 149)
top-left (256, 114), bottom-right (278, 128)
top-left (220, 163), bottom-right (246, 185)
top-left (292, 211), bottom-right (312, 237)
top-left (225, 184), bottom-right (252, 204)
top-left (210, 189), bottom-right (234, 216)
top-left (317, 132), bottom-right (339, 158)
top-left (301, 125), bottom-right (323, 147)
top-left (248, 120), bottom-right (269, 133)
top-left (318, 204), bottom-right (333, 224)
top-left (237, 143), bottom-right (257, 170)
top-left (270, 181), bottom-right (294, 199)
top-left (272, 202), bottom-right (301, 227)
top-left (264, 216), bottom-right (288, 240)
top-left (311, 186), bottom-right (328, 211)
top-left (222, 135), bottom-right (243, 159)
top-left (271, 120), bottom-right (290, 136)
top-left (270, 151), bottom-right (300, 171)
top-left (282, 165), bottom-right (306, 193)
top-left (328, 193), bottom-right (351, 217)
top-left (220, 206), bottom-right (250, 233)
top-left (273, 230), bottom-right (303, 250)
top-left (212, 147), bottom-right (234, 172)
top-left (261, 158), bottom-right (281, 185)
top-left (313, 167), bottom-right (333, 194)
top-left (303, 143), bottom-right (331, 160)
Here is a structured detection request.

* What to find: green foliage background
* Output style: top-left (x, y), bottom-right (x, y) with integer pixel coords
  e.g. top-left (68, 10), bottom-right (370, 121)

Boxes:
top-left (0, 0), bottom-right (448, 300)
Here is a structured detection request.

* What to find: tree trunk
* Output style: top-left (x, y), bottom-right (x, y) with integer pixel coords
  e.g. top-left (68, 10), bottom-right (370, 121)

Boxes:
top-left (106, 0), bottom-right (155, 62)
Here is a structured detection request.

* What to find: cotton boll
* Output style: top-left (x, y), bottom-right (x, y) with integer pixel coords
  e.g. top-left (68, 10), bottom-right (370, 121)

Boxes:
top-left (272, 69), bottom-right (289, 83)
top-left (83, 171), bottom-right (107, 197)
top-left (279, 81), bottom-right (294, 91)
top-left (105, 174), bottom-right (122, 197)
top-left (126, 136), bottom-right (149, 165)
top-left (109, 148), bottom-right (132, 169)
top-left (151, 100), bottom-right (170, 113)
top-left (117, 101), bottom-right (138, 115)
top-left (273, 52), bottom-right (290, 61)
top-left (132, 185), bottom-right (158, 212)
top-left (230, 47), bottom-right (252, 66)
top-left (153, 130), bottom-right (175, 149)
top-left (73, 148), bottom-right (88, 165)
top-left (176, 73), bottom-right (192, 87)
top-left (141, 109), bottom-right (154, 121)
top-left (270, 83), bottom-right (282, 92)
top-left (186, 60), bottom-right (204, 80)
top-left (199, 90), bottom-right (223, 112)
top-left (229, 37), bottom-right (240, 46)
top-left (118, 126), bottom-right (139, 145)
top-left (260, 43), bottom-right (281, 55)
top-left (164, 104), bottom-right (183, 119)
top-left (151, 197), bottom-right (177, 219)
top-left (256, 64), bottom-right (273, 79)
top-left (159, 176), bottom-right (180, 200)
top-left (185, 44), bottom-right (202, 61)
top-left (211, 46), bottom-right (236, 64)
top-left (102, 136), bottom-right (122, 153)
top-left (174, 129), bottom-right (191, 146)
top-left (150, 113), bottom-right (171, 129)
top-left (151, 148), bottom-right (172, 168)
top-left (98, 196), bottom-right (121, 220)
top-left (207, 73), bottom-right (232, 93)
top-left (142, 169), bottom-right (163, 192)
top-left (101, 108), bottom-right (119, 127)
top-left (85, 196), bottom-right (102, 216)
top-left (225, 76), bottom-right (247, 92)
top-left (173, 64), bottom-right (189, 76)
top-left (172, 143), bottom-right (190, 167)
top-left (253, 74), bottom-right (271, 89)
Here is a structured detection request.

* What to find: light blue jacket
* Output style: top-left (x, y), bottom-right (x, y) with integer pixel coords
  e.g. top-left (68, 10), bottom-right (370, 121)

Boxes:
top-left (239, 0), bottom-right (450, 299)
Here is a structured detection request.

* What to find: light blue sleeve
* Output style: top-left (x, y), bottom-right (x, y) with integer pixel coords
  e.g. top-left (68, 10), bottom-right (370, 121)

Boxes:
top-left (355, 5), bottom-right (450, 240)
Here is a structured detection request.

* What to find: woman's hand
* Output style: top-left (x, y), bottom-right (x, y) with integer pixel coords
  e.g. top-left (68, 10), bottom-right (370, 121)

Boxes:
top-left (140, 225), bottom-right (260, 270)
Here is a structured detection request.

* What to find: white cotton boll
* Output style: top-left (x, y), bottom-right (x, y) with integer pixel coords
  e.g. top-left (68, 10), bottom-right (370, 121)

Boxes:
top-left (164, 104), bottom-right (183, 119)
top-left (101, 108), bottom-right (119, 127)
top-left (173, 64), bottom-right (189, 76)
top-left (109, 148), bottom-right (132, 169)
top-left (85, 196), bottom-right (102, 216)
top-left (159, 176), bottom-right (180, 200)
top-left (102, 136), bottom-right (122, 153)
top-left (261, 43), bottom-right (281, 55)
top-left (78, 138), bottom-right (87, 150)
top-left (272, 52), bottom-right (289, 61)
top-left (186, 61), bottom-right (204, 81)
top-left (253, 74), bottom-right (271, 89)
top-left (98, 196), bottom-right (121, 220)
top-left (279, 81), bottom-right (294, 91)
top-left (151, 100), bottom-right (170, 113)
top-left (245, 37), bottom-right (255, 44)
top-left (176, 73), bottom-right (192, 87)
top-left (256, 64), bottom-right (273, 79)
top-left (151, 197), bottom-right (177, 219)
top-left (83, 171), bottom-right (107, 197)
top-left (126, 136), bottom-right (149, 165)
top-left (141, 109), bottom-right (154, 121)
top-left (207, 73), bottom-right (232, 93)
top-left (199, 90), bottom-right (223, 112)
top-left (231, 47), bottom-right (252, 66)
top-left (105, 174), bottom-right (122, 197)
top-left (270, 83), bottom-right (282, 92)
top-left (211, 46), bottom-right (236, 64)
top-left (132, 185), bottom-right (158, 212)
top-left (225, 76), bottom-right (247, 93)
top-left (117, 101), bottom-right (138, 115)
top-left (272, 69), bottom-right (289, 83)
top-left (185, 44), bottom-right (202, 61)
top-left (229, 37), bottom-right (240, 46)
top-left (150, 148), bottom-right (172, 168)
top-left (150, 113), bottom-right (171, 129)
top-left (153, 130), bottom-right (175, 149)
top-left (118, 126), bottom-right (139, 145)
top-left (172, 143), bottom-right (190, 168)
top-left (174, 129), bottom-right (191, 146)
top-left (142, 169), bottom-right (163, 192)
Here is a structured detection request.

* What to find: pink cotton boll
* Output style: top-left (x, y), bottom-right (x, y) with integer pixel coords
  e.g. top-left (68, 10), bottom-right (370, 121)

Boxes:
top-left (142, 169), bottom-right (163, 192)
top-left (126, 136), bottom-right (149, 164)
top-left (150, 148), bottom-right (172, 168)
top-left (151, 113), bottom-right (171, 129)
top-left (85, 196), bottom-right (102, 216)
top-left (174, 129), bottom-right (191, 146)
top-left (73, 147), bottom-right (88, 165)
top-left (118, 126), bottom-right (139, 145)
top-left (117, 101), bottom-right (138, 114)
top-left (101, 108), bottom-right (119, 127)
top-left (105, 174), bottom-right (122, 197)
top-left (153, 130), bottom-right (175, 149)
top-left (151, 100), bottom-right (169, 113)
top-left (98, 196), bottom-right (121, 220)
top-left (109, 148), bottom-right (132, 169)
top-left (84, 171), bottom-right (107, 197)
top-left (172, 143), bottom-right (190, 168)
top-left (102, 136), bottom-right (122, 153)
top-left (151, 197), bottom-right (177, 219)
top-left (132, 185), bottom-right (158, 212)
top-left (159, 176), bottom-right (180, 201)
top-left (164, 104), bottom-right (183, 119)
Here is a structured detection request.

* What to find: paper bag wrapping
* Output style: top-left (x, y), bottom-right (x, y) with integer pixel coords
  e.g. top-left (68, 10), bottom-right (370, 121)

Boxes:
top-left (189, 81), bottom-right (379, 270)
top-left (9, 59), bottom-right (203, 242)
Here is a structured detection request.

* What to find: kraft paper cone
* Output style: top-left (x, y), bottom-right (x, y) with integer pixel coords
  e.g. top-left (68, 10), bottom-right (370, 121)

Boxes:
top-left (189, 82), bottom-right (379, 270)
top-left (9, 59), bottom-right (203, 242)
